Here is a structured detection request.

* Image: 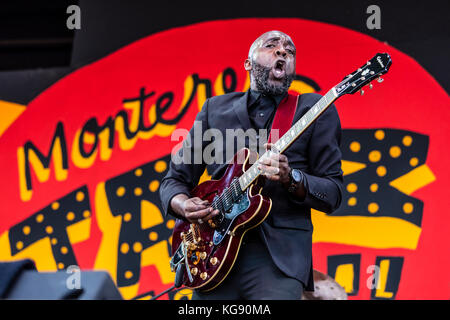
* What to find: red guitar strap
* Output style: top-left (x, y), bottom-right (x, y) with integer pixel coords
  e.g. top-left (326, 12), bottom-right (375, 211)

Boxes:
top-left (268, 93), bottom-right (299, 144)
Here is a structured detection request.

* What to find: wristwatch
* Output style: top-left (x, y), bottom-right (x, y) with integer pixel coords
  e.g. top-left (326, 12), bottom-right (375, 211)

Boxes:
top-left (288, 168), bottom-right (304, 193)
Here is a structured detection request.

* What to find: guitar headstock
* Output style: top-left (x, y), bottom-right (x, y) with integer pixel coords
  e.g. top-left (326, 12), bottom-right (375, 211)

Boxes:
top-left (335, 53), bottom-right (392, 96)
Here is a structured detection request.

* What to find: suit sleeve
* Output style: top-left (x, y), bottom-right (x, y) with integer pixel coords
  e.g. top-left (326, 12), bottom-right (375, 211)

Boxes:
top-left (159, 99), bottom-right (210, 219)
top-left (290, 104), bottom-right (344, 214)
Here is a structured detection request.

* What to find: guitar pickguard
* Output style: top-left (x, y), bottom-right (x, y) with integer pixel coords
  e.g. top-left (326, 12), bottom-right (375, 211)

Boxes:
top-left (212, 190), bottom-right (250, 245)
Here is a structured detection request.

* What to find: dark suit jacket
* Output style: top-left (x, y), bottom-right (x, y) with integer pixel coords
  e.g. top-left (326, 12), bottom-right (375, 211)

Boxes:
top-left (159, 90), bottom-right (344, 290)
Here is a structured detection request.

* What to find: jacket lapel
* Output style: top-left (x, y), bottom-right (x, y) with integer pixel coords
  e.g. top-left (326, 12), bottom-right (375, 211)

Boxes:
top-left (232, 90), bottom-right (252, 131)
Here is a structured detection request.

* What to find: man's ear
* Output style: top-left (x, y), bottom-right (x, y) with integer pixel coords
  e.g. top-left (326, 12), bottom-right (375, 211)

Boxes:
top-left (244, 59), bottom-right (252, 71)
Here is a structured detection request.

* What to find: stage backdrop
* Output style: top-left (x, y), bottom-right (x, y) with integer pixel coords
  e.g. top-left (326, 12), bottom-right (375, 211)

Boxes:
top-left (0, 18), bottom-right (449, 300)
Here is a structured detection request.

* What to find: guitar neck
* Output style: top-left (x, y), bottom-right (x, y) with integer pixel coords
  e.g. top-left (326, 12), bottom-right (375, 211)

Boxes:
top-left (238, 87), bottom-right (338, 191)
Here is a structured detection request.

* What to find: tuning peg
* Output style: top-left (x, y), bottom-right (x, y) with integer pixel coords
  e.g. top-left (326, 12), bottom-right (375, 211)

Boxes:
top-left (377, 77), bottom-right (384, 83)
top-left (360, 89), bottom-right (364, 96)
top-left (369, 83), bottom-right (373, 89)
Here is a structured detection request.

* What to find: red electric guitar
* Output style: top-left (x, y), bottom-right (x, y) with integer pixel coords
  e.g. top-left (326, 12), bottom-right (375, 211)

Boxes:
top-left (170, 53), bottom-right (392, 291)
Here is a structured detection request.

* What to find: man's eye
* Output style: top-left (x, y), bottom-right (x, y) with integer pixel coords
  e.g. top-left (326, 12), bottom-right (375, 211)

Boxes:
top-left (266, 44), bottom-right (275, 48)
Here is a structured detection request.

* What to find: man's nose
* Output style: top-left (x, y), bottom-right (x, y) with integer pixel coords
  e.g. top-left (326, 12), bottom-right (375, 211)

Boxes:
top-left (275, 47), bottom-right (287, 58)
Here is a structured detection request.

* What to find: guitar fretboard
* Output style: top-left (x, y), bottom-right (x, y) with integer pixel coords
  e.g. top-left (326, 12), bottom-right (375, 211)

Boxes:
top-left (238, 88), bottom-right (338, 191)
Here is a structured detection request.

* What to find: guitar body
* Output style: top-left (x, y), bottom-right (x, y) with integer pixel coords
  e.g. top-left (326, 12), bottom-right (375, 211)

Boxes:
top-left (171, 148), bottom-right (272, 291)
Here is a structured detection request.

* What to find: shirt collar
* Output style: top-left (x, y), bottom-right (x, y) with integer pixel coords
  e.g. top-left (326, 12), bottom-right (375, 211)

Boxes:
top-left (248, 89), bottom-right (287, 108)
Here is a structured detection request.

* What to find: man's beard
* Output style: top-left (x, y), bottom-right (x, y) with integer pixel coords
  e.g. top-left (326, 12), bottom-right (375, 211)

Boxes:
top-left (251, 61), bottom-right (294, 96)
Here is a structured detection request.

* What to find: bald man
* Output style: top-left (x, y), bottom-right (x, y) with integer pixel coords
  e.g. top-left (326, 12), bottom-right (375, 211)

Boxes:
top-left (160, 31), bottom-right (344, 300)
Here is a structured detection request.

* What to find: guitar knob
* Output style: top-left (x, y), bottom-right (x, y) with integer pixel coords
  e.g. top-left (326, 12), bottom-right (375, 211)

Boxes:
top-left (200, 272), bottom-right (208, 280)
top-left (190, 252), bottom-right (200, 264)
top-left (369, 83), bottom-right (373, 89)
top-left (360, 89), bottom-right (364, 96)
top-left (207, 219), bottom-right (216, 228)
top-left (200, 252), bottom-right (207, 260)
top-left (191, 267), bottom-right (198, 276)
top-left (210, 257), bottom-right (218, 266)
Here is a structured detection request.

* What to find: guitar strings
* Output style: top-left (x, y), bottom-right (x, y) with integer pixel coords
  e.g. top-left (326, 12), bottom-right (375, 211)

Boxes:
top-left (211, 178), bottom-right (242, 220)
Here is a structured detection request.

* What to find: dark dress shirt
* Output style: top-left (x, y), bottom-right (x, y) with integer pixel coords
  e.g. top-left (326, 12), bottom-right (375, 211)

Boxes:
top-left (247, 89), bottom-right (286, 131)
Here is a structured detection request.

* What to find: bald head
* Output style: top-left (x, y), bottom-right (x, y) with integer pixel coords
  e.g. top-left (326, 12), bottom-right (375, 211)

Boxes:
top-left (248, 30), bottom-right (295, 60)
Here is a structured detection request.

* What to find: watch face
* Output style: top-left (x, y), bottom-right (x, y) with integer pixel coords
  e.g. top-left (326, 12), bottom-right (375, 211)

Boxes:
top-left (292, 169), bottom-right (301, 182)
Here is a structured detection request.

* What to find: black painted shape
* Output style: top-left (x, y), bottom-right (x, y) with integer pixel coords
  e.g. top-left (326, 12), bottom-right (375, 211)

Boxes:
top-left (104, 154), bottom-right (173, 287)
top-left (370, 256), bottom-right (404, 300)
top-left (8, 186), bottom-right (91, 270)
top-left (327, 254), bottom-right (361, 296)
top-left (333, 128), bottom-right (429, 227)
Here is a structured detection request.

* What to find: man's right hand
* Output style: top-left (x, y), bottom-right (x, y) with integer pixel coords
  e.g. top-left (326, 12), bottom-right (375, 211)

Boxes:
top-left (170, 194), bottom-right (219, 224)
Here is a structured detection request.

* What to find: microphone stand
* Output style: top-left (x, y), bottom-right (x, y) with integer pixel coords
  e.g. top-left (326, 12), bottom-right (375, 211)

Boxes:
top-left (131, 263), bottom-right (185, 300)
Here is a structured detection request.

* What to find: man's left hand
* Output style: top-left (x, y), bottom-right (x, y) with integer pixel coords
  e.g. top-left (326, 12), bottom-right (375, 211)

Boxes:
top-left (257, 143), bottom-right (291, 185)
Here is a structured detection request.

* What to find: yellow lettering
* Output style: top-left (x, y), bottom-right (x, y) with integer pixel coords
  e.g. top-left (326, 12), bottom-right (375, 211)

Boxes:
top-left (375, 259), bottom-right (394, 298)
top-left (289, 79), bottom-right (316, 94)
top-left (93, 182), bottom-right (122, 285)
top-left (98, 127), bottom-right (113, 161)
top-left (17, 147), bottom-right (33, 201)
top-left (17, 127), bottom-right (68, 201)
top-left (214, 71), bottom-right (225, 96)
top-left (0, 231), bottom-right (57, 271)
top-left (71, 129), bottom-right (99, 168)
top-left (334, 263), bottom-right (354, 293)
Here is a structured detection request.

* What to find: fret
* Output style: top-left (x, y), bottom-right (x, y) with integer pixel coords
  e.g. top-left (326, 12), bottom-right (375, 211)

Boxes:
top-left (217, 196), bottom-right (224, 212)
top-left (223, 189), bottom-right (231, 209)
top-left (238, 176), bottom-right (245, 190)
